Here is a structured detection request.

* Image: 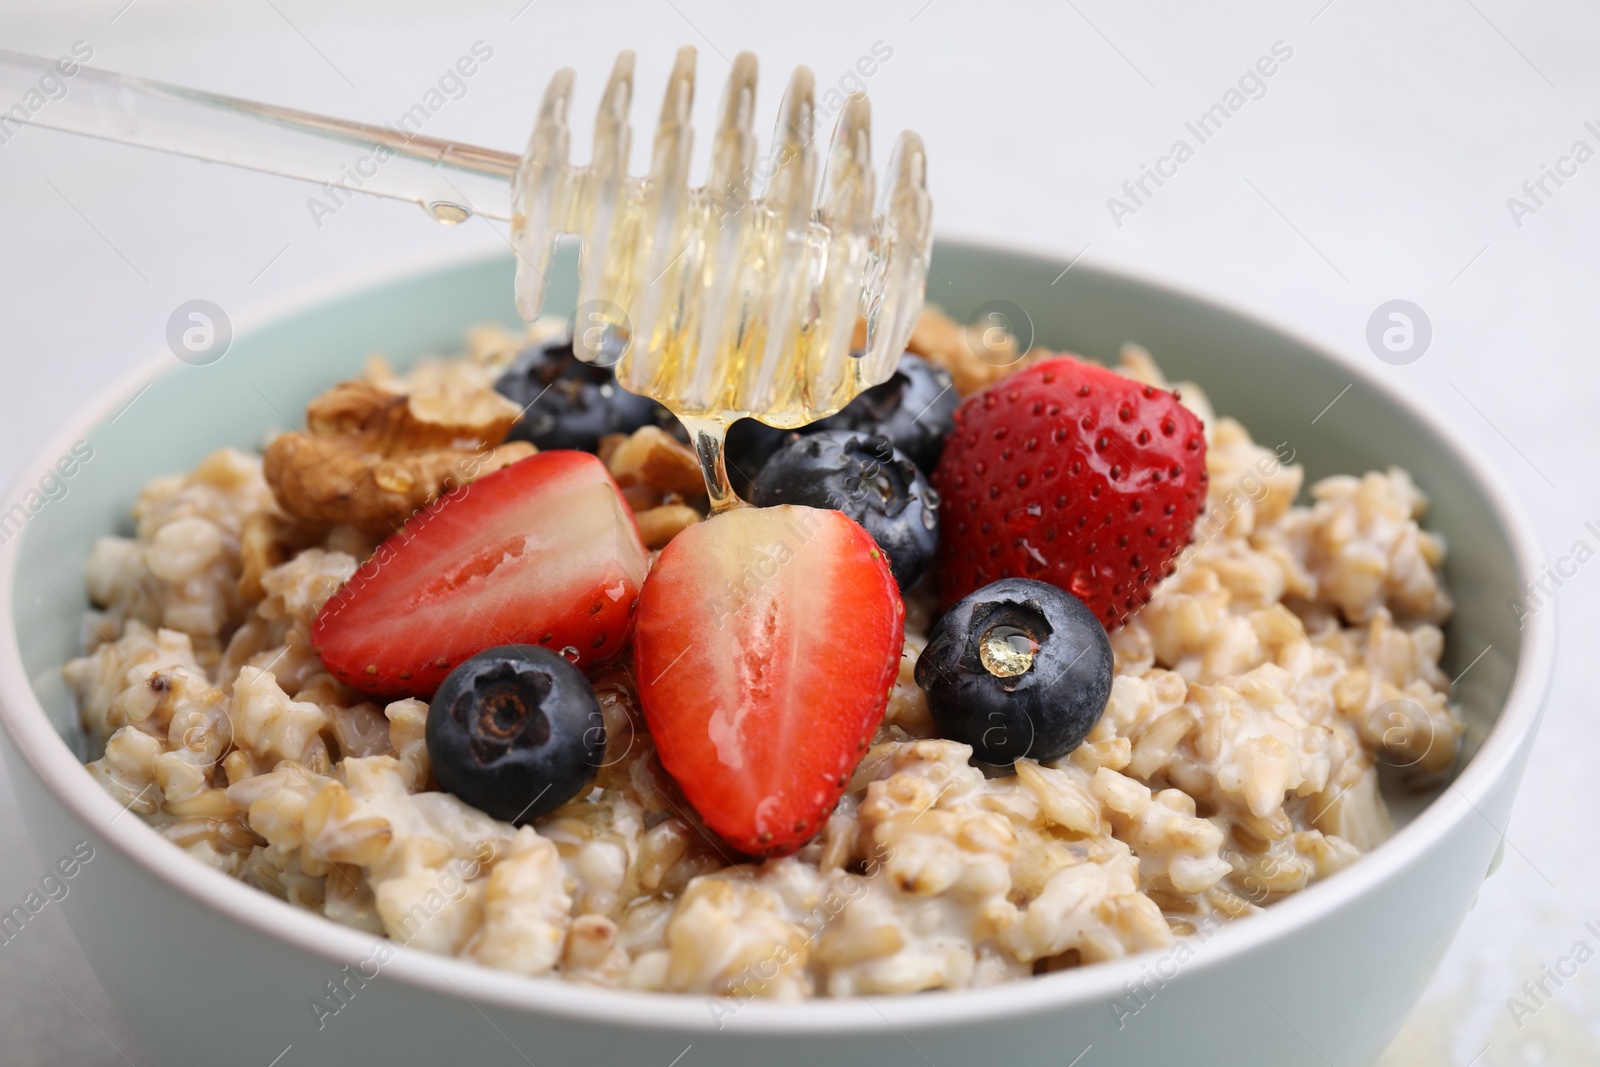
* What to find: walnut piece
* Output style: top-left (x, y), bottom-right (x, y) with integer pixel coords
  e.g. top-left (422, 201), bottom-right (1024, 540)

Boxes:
top-left (306, 372), bottom-right (519, 451)
top-left (264, 373), bottom-right (533, 535)
top-left (605, 426), bottom-right (707, 507)
top-left (908, 305), bottom-right (1047, 396)
top-left (601, 427), bottom-right (707, 548)
top-left (634, 505), bottom-right (702, 549)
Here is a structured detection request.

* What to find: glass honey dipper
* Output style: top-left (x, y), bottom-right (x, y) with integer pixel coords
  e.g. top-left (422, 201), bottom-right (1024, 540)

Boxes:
top-left (0, 46), bottom-right (933, 511)
top-left (515, 47), bottom-right (931, 510)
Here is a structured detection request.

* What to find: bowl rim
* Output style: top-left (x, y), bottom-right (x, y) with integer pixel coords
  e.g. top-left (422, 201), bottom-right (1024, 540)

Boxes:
top-left (0, 235), bottom-right (1555, 1036)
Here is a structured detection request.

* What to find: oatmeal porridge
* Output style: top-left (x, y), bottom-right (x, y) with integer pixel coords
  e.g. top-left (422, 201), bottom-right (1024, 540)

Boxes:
top-left (64, 307), bottom-right (1461, 1000)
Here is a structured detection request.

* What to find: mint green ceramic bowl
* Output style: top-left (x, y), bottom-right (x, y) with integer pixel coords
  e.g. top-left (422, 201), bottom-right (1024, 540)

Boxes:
top-left (0, 240), bottom-right (1553, 1067)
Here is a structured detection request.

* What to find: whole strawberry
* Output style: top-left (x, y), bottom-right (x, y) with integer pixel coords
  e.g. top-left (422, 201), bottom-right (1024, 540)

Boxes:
top-left (932, 356), bottom-right (1207, 628)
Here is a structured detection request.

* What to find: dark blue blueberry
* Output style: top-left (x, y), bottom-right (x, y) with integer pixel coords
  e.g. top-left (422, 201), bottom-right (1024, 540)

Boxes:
top-left (751, 430), bottom-right (939, 590)
top-left (808, 353), bottom-right (955, 473)
top-left (914, 578), bottom-right (1112, 764)
top-left (425, 645), bottom-right (604, 824)
top-left (495, 340), bottom-right (677, 452)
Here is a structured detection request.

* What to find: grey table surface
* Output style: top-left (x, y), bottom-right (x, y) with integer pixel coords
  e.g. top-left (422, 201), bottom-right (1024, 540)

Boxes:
top-left (1, 1), bottom-right (1596, 1063)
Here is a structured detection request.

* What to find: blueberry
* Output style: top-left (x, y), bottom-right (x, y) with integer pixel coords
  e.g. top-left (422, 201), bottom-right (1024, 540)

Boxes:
top-left (495, 339), bottom-right (676, 452)
top-left (751, 430), bottom-right (939, 589)
top-left (425, 645), bottom-right (604, 824)
top-left (808, 353), bottom-right (955, 473)
top-left (914, 578), bottom-right (1112, 764)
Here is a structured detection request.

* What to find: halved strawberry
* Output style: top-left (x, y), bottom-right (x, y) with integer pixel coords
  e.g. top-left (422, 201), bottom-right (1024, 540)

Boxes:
top-left (632, 506), bottom-right (904, 857)
top-left (312, 451), bottom-right (648, 699)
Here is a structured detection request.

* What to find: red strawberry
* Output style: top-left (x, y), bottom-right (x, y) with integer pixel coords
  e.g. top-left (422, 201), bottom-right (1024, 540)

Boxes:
top-left (313, 451), bottom-right (648, 699)
top-left (933, 356), bottom-right (1207, 628)
top-left (632, 505), bottom-right (903, 857)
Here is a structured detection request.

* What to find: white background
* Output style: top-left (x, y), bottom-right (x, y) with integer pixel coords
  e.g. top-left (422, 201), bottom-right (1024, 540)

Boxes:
top-left (1, 1), bottom-right (1596, 1063)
